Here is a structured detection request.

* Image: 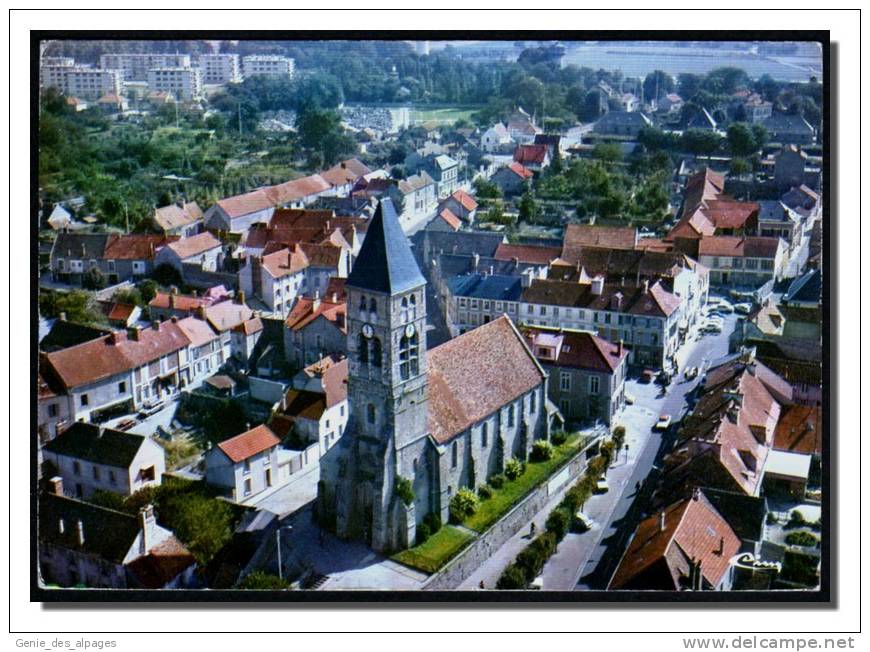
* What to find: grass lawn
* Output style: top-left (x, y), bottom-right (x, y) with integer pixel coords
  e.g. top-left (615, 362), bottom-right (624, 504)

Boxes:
top-left (463, 433), bottom-right (588, 534)
top-left (410, 107), bottom-right (478, 125)
top-left (391, 525), bottom-right (474, 575)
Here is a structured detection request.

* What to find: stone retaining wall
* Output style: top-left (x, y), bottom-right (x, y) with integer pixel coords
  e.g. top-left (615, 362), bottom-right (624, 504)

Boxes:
top-left (423, 435), bottom-right (601, 591)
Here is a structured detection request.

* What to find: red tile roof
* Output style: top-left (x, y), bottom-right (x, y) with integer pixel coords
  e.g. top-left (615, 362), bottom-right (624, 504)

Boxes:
top-left (773, 405), bottom-right (822, 456)
top-left (494, 243), bottom-right (561, 265)
top-left (127, 535), bottom-right (196, 589)
top-left (260, 245), bottom-right (310, 279)
top-left (203, 301), bottom-right (254, 333)
top-left (217, 188), bottom-right (275, 219)
top-left (285, 296), bottom-right (347, 333)
top-left (320, 158), bottom-right (372, 187)
top-left (153, 202), bottom-right (204, 231)
top-left (426, 316), bottom-right (544, 444)
top-left (104, 234), bottom-right (178, 260)
top-left (506, 162), bottom-right (534, 179)
top-left (450, 189), bottom-right (478, 212)
top-left (698, 236), bottom-right (782, 259)
top-left (268, 209), bottom-right (335, 230)
top-left (325, 277), bottom-right (347, 302)
top-left (149, 292), bottom-right (210, 312)
top-left (216, 424), bottom-right (280, 463)
top-left (175, 316), bottom-right (219, 348)
top-left (437, 208), bottom-right (461, 231)
top-left (43, 321), bottom-right (191, 389)
top-left (232, 316), bottom-right (264, 337)
top-left (563, 224), bottom-right (637, 255)
top-left (521, 326), bottom-right (627, 373)
top-left (104, 302), bottom-right (137, 323)
top-left (164, 232), bottom-right (222, 260)
top-left (513, 143), bottom-right (549, 165)
top-left (522, 279), bottom-right (681, 318)
top-left (609, 491), bottom-right (741, 590)
top-left (321, 358), bottom-right (348, 408)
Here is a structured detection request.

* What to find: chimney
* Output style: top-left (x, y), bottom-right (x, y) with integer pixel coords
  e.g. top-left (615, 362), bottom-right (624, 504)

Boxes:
top-left (152, 320), bottom-right (160, 332)
top-left (58, 312), bottom-right (67, 322)
top-left (331, 293), bottom-right (338, 303)
top-left (472, 253), bottom-right (480, 270)
top-left (591, 275), bottom-right (604, 296)
top-left (312, 290), bottom-right (321, 311)
top-left (617, 339), bottom-right (623, 356)
top-left (169, 294), bottom-right (176, 309)
top-left (692, 486), bottom-right (701, 501)
top-left (659, 511), bottom-right (666, 532)
top-left (196, 306), bottom-right (206, 320)
top-left (171, 315), bottom-right (178, 323)
top-left (139, 505), bottom-right (156, 555)
top-left (48, 476), bottom-right (63, 496)
top-left (129, 326), bottom-right (141, 342)
top-left (611, 291), bottom-right (623, 311)
top-left (716, 537), bottom-right (725, 556)
top-left (512, 256), bottom-right (520, 269)
top-left (109, 331), bottom-right (122, 345)
top-left (170, 286), bottom-right (179, 295)
top-left (236, 290), bottom-right (246, 305)
top-left (58, 518), bottom-right (65, 534)
top-left (643, 279), bottom-right (650, 294)
top-left (76, 519), bottom-right (85, 546)
top-left (340, 161), bottom-right (347, 169)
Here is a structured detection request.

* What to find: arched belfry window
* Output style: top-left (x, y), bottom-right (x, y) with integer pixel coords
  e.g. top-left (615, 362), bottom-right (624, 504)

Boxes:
top-left (359, 295), bottom-right (367, 315)
top-left (367, 404), bottom-right (376, 424)
top-left (399, 332), bottom-right (419, 380)
top-left (371, 337), bottom-right (382, 368)
top-left (358, 333), bottom-right (369, 365)
top-left (369, 298), bottom-right (377, 314)
top-left (400, 296), bottom-right (409, 323)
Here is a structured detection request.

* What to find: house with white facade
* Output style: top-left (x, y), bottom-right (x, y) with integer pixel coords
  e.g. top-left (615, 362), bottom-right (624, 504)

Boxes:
top-left (42, 422), bottom-right (166, 499)
top-left (204, 425), bottom-right (282, 502)
top-left (155, 231), bottom-right (223, 274)
top-left (239, 245), bottom-right (310, 318)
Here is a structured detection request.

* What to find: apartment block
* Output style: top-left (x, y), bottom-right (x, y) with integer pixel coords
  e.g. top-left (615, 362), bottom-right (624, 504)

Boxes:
top-left (146, 67), bottom-right (202, 101)
top-left (197, 53), bottom-right (242, 85)
top-left (242, 55), bottom-right (295, 78)
top-left (99, 53), bottom-right (192, 81)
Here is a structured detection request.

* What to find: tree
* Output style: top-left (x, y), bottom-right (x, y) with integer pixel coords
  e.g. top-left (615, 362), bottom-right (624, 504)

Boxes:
top-left (38, 289), bottom-right (104, 326)
top-left (82, 266), bottom-right (107, 291)
top-left (296, 109), bottom-right (357, 166)
top-left (518, 187), bottom-right (539, 223)
top-left (702, 67), bottom-right (750, 95)
top-left (726, 122), bottom-right (758, 157)
top-left (677, 73), bottom-right (703, 101)
top-left (592, 142), bottom-right (623, 164)
top-left (681, 129), bottom-right (723, 159)
top-left (473, 176), bottom-right (502, 200)
top-left (137, 279), bottom-right (159, 304)
top-left (643, 70), bottom-right (675, 102)
top-left (729, 157), bottom-right (751, 178)
top-left (159, 491), bottom-right (235, 566)
top-left (750, 124), bottom-right (769, 151)
top-left (153, 263), bottom-right (182, 287)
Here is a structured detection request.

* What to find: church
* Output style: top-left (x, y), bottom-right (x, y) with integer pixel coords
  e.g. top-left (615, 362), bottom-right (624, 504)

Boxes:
top-left (316, 198), bottom-right (554, 553)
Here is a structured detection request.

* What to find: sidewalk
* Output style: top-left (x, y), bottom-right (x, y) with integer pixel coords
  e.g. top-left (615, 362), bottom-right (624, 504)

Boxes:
top-left (541, 403), bottom-right (658, 590)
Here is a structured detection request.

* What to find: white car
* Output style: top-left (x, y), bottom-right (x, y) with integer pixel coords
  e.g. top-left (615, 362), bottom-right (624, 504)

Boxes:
top-left (715, 303), bottom-right (734, 313)
top-left (734, 303), bottom-right (753, 315)
top-left (702, 322), bottom-right (723, 334)
top-left (573, 510), bottom-right (595, 532)
top-left (624, 392), bottom-right (635, 405)
top-left (594, 478), bottom-right (610, 494)
top-left (654, 414), bottom-right (672, 431)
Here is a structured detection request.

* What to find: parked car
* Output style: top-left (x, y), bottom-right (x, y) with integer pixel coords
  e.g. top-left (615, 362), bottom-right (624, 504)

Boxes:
top-left (594, 478), bottom-right (610, 494)
top-left (641, 369), bottom-right (656, 383)
top-left (684, 366), bottom-right (699, 380)
top-left (734, 303), bottom-right (753, 315)
top-left (624, 392), bottom-right (636, 405)
top-left (654, 414), bottom-right (672, 431)
top-left (530, 575), bottom-right (544, 590)
top-left (715, 303), bottom-right (734, 313)
top-left (573, 510), bottom-right (595, 533)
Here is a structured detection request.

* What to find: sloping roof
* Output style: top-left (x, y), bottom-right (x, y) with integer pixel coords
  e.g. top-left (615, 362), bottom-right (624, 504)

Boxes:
top-left (552, 247), bottom-right (698, 282)
top-left (425, 230), bottom-right (505, 258)
top-left (784, 269), bottom-right (821, 304)
top-left (203, 301), bottom-right (254, 333)
top-left (427, 315), bottom-right (544, 444)
top-left (522, 279), bottom-right (681, 318)
top-left (698, 236), bottom-right (782, 259)
top-left (494, 242), bottom-right (561, 265)
top-left (232, 316), bottom-right (264, 337)
top-left (346, 199), bottom-right (425, 295)
top-left (51, 233), bottom-right (111, 260)
top-left (503, 162), bottom-right (534, 180)
top-left (270, 174), bottom-right (332, 205)
top-left (40, 320), bottom-right (111, 352)
top-left (216, 425), bottom-right (280, 463)
top-left (280, 389), bottom-right (329, 422)
top-left (217, 188), bottom-right (276, 219)
top-left (563, 224), bottom-right (637, 254)
top-left (762, 112), bottom-right (815, 135)
top-left (594, 110), bottom-right (652, 131)
top-left (43, 321), bottom-right (191, 389)
top-left (164, 232), bottom-right (222, 260)
top-left (104, 234), bottom-right (178, 261)
top-left (43, 422), bottom-right (152, 468)
top-left (175, 316), bottom-right (220, 348)
top-left (398, 171), bottom-right (435, 194)
top-left (321, 358), bottom-right (348, 408)
top-left (609, 491), bottom-right (741, 590)
top-left (513, 143), bottom-right (549, 165)
top-left (285, 296), bottom-right (347, 333)
top-left (320, 158), bottom-right (372, 187)
top-left (773, 405), bottom-right (821, 456)
top-left (521, 326), bottom-right (627, 373)
top-left (39, 493), bottom-right (140, 564)
top-left (260, 245), bottom-right (310, 279)
top-left (446, 274), bottom-right (523, 302)
top-left (126, 535), bottom-right (196, 589)
top-left (149, 292), bottom-right (211, 313)
top-left (450, 189), bottom-right (478, 212)
top-left (102, 302), bottom-right (138, 323)
top-left (153, 202), bottom-right (203, 231)
top-left (436, 208), bottom-right (462, 231)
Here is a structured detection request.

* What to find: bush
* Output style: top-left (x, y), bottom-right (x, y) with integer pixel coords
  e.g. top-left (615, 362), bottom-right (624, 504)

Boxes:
top-left (530, 440), bottom-right (554, 462)
top-left (395, 476), bottom-right (415, 506)
top-left (237, 571), bottom-right (292, 590)
top-left (477, 484), bottom-right (493, 500)
top-left (415, 522), bottom-right (431, 546)
top-left (496, 563), bottom-right (528, 590)
top-left (551, 430), bottom-right (568, 446)
top-left (515, 532), bottom-right (558, 583)
top-left (423, 512), bottom-right (442, 534)
top-left (546, 507), bottom-right (571, 541)
top-left (488, 474), bottom-right (506, 489)
top-left (449, 488), bottom-right (479, 524)
top-left (785, 531), bottom-right (819, 547)
top-left (612, 426), bottom-right (627, 449)
top-left (504, 458), bottom-right (525, 481)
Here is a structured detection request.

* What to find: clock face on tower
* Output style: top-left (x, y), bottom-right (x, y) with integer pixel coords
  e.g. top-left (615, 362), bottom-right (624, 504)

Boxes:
top-left (362, 324), bottom-right (374, 339)
top-left (404, 323), bottom-right (416, 338)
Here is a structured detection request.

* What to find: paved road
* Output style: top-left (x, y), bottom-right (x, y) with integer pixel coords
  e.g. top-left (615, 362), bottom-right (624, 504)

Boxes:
top-left (574, 311), bottom-right (739, 590)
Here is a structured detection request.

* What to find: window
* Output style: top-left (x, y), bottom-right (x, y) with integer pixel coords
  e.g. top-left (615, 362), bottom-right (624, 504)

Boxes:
top-left (371, 337), bottom-right (382, 368)
top-left (243, 478), bottom-right (252, 497)
top-left (495, 302), bottom-right (502, 312)
top-left (340, 405), bottom-right (345, 417)
top-left (80, 394), bottom-right (89, 407)
top-left (761, 260), bottom-right (774, 270)
top-left (243, 459), bottom-right (251, 475)
top-left (93, 466), bottom-right (101, 480)
top-left (451, 441), bottom-right (458, 468)
top-left (367, 404), bottom-right (376, 425)
top-left (118, 381), bottom-right (126, 394)
top-left (359, 295), bottom-right (367, 314)
top-left (481, 422), bottom-right (488, 448)
top-left (47, 404), bottom-right (58, 418)
top-left (358, 333), bottom-right (369, 364)
top-left (508, 404), bottom-right (515, 427)
top-left (560, 371), bottom-right (571, 391)
top-left (732, 257), bottom-right (743, 268)
top-left (745, 258), bottom-right (758, 269)
top-left (539, 305), bottom-right (546, 316)
top-left (141, 466), bottom-right (156, 481)
top-left (109, 470), bottom-right (116, 485)
top-left (589, 376), bottom-right (600, 395)
top-left (73, 461), bottom-right (81, 476)
top-left (530, 390), bottom-right (537, 413)
top-left (369, 298), bottom-right (377, 314)
top-left (399, 332), bottom-right (419, 380)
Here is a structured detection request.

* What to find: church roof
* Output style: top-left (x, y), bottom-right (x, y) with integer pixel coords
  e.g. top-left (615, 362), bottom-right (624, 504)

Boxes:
top-left (346, 199), bottom-right (425, 295)
top-left (426, 315), bottom-right (545, 444)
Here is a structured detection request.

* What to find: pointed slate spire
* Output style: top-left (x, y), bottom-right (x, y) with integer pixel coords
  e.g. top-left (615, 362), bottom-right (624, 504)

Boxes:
top-left (346, 198), bottom-right (425, 294)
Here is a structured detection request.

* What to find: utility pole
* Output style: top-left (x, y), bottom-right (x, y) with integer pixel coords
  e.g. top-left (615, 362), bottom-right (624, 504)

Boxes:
top-left (238, 102), bottom-right (242, 136)
top-left (124, 202), bottom-right (129, 234)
